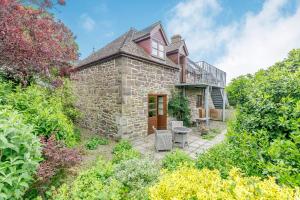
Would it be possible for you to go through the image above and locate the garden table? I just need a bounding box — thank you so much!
[173,127,191,148]
[195,117,210,127]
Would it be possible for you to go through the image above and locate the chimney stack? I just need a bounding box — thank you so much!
[171,34,182,44]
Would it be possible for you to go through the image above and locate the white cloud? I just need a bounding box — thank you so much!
[79,14,96,32]
[167,0,300,82]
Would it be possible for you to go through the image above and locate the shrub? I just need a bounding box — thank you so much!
[37,135,82,183]
[112,140,132,154]
[162,149,194,171]
[225,74,253,107]
[51,159,122,200]
[196,142,235,178]
[198,49,300,187]
[168,91,191,126]
[85,136,109,150]
[112,140,141,164]
[0,80,13,105]
[113,158,160,199]
[7,84,76,146]
[0,107,41,200]
[112,148,141,164]
[149,166,299,200]
[225,49,300,186]
[54,79,81,122]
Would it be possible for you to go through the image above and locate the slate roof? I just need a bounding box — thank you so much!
[166,40,189,56]
[76,22,178,69]
[166,41,182,53]
[132,21,160,41]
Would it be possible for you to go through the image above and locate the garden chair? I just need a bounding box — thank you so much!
[153,126,173,152]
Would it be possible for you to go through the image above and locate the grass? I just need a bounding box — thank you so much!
[201,128,221,140]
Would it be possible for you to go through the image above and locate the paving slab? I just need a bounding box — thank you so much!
[132,121,227,160]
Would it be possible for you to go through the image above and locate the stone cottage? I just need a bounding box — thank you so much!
[71,22,227,139]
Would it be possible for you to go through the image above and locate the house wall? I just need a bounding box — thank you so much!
[120,56,180,139]
[167,52,179,64]
[136,38,151,54]
[151,29,167,45]
[71,56,216,139]
[185,88,202,121]
[70,59,122,138]
[185,87,215,122]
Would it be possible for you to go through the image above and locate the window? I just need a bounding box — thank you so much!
[158,96,164,115]
[151,40,165,59]
[196,94,203,108]
[148,96,157,117]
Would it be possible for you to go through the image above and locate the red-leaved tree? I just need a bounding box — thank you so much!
[0,0,78,85]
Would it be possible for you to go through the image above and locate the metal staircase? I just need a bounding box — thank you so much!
[211,88,224,109]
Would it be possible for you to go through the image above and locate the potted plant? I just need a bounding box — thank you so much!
[200,125,209,135]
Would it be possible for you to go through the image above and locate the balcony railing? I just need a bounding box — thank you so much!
[187,59,226,88]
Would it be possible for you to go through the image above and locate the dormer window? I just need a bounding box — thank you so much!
[151,40,165,59]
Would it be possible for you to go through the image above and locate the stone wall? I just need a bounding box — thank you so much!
[70,59,122,137]
[120,56,180,138]
[185,88,203,121]
[185,87,215,122]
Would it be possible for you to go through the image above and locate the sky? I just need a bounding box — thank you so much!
[53,0,300,82]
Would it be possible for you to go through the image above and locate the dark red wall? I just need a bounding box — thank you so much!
[151,29,167,45]
[137,38,151,54]
[167,52,179,64]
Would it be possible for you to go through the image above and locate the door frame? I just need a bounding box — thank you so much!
[147,94,168,134]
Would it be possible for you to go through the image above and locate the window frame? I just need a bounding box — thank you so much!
[196,94,204,108]
[151,39,165,60]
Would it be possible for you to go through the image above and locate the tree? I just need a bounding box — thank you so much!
[21,0,66,9]
[225,74,253,107]
[0,0,78,85]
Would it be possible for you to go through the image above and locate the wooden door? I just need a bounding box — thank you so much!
[148,95,157,134]
[148,94,168,134]
[157,95,167,130]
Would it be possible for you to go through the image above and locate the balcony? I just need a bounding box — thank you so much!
[183,59,226,88]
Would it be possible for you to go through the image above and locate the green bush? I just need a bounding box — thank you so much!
[196,49,300,187]
[113,158,160,200]
[54,79,81,122]
[224,49,300,186]
[51,159,122,200]
[196,129,267,179]
[230,51,300,186]
[112,140,141,164]
[168,91,191,126]
[162,149,194,171]
[225,74,252,107]
[0,107,41,200]
[85,136,109,150]
[112,148,141,164]
[0,81,13,105]
[112,140,132,154]
[6,85,76,146]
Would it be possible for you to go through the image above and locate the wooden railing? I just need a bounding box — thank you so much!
[187,59,226,87]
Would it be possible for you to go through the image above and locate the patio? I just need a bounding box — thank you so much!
[132,121,227,160]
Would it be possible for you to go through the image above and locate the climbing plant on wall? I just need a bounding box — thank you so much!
[168,91,191,126]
